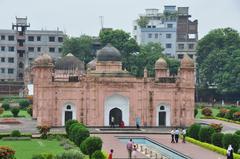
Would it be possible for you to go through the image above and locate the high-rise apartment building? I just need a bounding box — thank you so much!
[133,6,198,59]
[0,17,65,81]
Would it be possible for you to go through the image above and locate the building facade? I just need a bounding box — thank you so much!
[133,6,198,59]
[31,44,195,127]
[0,17,65,81]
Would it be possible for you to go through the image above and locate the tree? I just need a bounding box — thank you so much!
[62,35,94,64]
[137,16,149,28]
[197,28,240,96]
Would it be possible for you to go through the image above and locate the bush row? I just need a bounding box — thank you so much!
[188,123,240,153]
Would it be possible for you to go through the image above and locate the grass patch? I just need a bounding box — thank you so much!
[196,108,219,119]
[0,110,30,118]
[0,139,64,159]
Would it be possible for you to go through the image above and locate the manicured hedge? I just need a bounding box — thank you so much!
[222,133,240,153]
[198,126,215,143]
[211,133,224,147]
[186,137,240,159]
[188,123,201,140]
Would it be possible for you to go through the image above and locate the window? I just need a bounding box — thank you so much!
[188,44,194,49]
[29,58,33,61]
[147,25,151,28]
[37,36,41,41]
[58,48,62,53]
[178,44,184,50]
[28,47,34,52]
[49,36,55,42]
[166,43,172,48]
[188,34,196,39]
[155,34,158,39]
[178,54,184,59]
[8,57,14,63]
[49,47,55,52]
[28,36,34,41]
[148,33,152,38]
[1,46,5,51]
[8,68,14,74]
[58,37,63,42]
[8,35,14,41]
[37,47,41,52]
[19,62,24,68]
[19,52,23,57]
[1,57,5,62]
[160,106,165,110]
[8,47,14,52]
[152,25,156,28]
[166,34,171,38]
[188,54,194,59]
[167,24,173,28]
[1,35,5,40]
[1,68,5,73]
[134,26,137,30]
[66,105,71,110]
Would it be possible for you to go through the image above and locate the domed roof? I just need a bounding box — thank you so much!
[96,44,121,61]
[33,53,53,66]
[181,54,194,68]
[55,53,84,70]
[87,58,96,70]
[155,57,167,69]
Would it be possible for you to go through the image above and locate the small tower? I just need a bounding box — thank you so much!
[154,57,168,80]
[179,54,194,86]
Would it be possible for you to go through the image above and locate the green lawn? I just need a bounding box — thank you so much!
[196,108,220,119]
[0,110,30,118]
[0,139,64,159]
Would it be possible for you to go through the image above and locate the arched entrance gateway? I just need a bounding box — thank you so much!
[156,105,170,126]
[104,94,129,126]
[62,103,76,126]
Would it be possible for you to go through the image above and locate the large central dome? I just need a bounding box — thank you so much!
[96,43,121,61]
[55,53,84,71]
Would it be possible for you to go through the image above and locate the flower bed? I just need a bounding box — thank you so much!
[0,118,21,124]
[0,146,15,159]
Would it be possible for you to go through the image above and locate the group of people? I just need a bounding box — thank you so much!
[170,128,186,143]
[110,117,125,128]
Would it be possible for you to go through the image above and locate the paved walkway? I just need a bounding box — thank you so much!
[196,118,240,133]
[95,134,224,159]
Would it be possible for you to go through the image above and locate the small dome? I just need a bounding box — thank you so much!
[33,53,53,66]
[155,57,167,69]
[96,44,121,61]
[55,53,84,70]
[181,54,194,68]
[87,58,96,70]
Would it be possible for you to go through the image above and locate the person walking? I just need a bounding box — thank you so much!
[227,145,233,159]
[108,149,114,159]
[170,129,175,143]
[111,116,115,128]
[132,145,137,159]
[175,128,179,143]
[127,139,133,159]
[182,128,186,143]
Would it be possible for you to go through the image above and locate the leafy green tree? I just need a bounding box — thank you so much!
[137,16,149,28]
[62,35,94,64]
[197,28,240,95]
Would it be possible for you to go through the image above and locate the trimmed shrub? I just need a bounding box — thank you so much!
[202,107,212,116]
[233,112,240,121]
[65,119,79,136]
[209,123,223,133]
[32,153,54,159]
[235,130,240,136]
[37,125,50,139]
[2,102,10,110]
[92,150,105,159]
[55,149,84,159]
[224,108,238,120]
[11,107,20,117]
[69,123,85,141]
[27,105,32,116]
[216,108,229,118]
[80,136,103,158]
[19,99,30,109]
[11,130,21,137]
[71,125,89,146]
[222,133,240,153]
[0,146,15,159]
[211,133,224,147]
[194,108,198,117]
[187,123,201,140]
[0,107,4,115]
[198,126,215,143]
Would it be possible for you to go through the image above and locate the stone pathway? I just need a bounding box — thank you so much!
[95,134,224,159]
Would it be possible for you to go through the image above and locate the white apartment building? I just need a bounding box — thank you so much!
[0,17,65,81]
[133,6,177,57]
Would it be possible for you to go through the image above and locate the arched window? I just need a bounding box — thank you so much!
[66,105,71,110]
[160,106,165,110]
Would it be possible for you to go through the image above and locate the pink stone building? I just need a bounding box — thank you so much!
[31,44,195,127]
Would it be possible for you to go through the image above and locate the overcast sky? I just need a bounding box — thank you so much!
[0,0,239,39]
